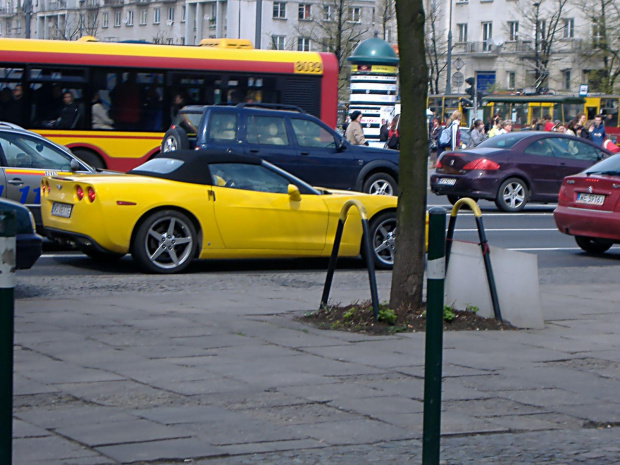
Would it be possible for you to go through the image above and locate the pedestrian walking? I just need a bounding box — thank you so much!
[469,119,486,147]
[344,111,367,146]
[589,114,606,146]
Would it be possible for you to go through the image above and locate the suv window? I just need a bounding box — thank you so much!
[290,118,336,148]
[245,116,288,146]
[174,112,201,137]
[208,113,238,142]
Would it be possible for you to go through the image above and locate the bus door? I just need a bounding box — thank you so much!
[584,97,599,120]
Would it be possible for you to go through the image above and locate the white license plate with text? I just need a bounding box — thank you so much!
[438,178,457,186]
[51,202,73,218]
[576,193,605,205]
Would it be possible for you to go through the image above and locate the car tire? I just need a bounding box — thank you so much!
[161,128,189,153]
[495,177,528,212]
[575,236,613,254]
[72,149,105,169]
[77,244,125,262]
[132,210,198,274]
[366,211,396,269]
[363,173,398,196]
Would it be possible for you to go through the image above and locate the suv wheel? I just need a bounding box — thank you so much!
[363,173,397,196]
[162,128,189,153]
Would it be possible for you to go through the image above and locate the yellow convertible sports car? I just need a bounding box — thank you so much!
[41,150,397,274]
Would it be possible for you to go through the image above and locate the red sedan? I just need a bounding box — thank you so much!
[554,154,620,253]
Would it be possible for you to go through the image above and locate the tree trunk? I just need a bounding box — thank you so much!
[389,0,428,311]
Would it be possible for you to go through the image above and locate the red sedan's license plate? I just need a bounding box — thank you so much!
[51,202,73,218]
[576,193,605,205]
[438,178,457,186]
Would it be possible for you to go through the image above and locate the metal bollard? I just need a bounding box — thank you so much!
[422,207,446,465]
[0,211,16,465]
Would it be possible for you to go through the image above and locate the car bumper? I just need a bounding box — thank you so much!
[44,228,110,253]
[430,171,500,200]
[554,206,620,241]
[16,232,43,270]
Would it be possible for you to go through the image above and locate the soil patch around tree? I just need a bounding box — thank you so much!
[299,300,516,335]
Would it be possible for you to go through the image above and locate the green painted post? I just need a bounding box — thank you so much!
[422,207,446,465]
[0,211,16,465]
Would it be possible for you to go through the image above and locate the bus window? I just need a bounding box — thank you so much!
[563,104,582,123]
[511,103,527,127]
[0,67,24,126]
[552,104,562,123]
[28,67,87,129]
[601,98,619,128]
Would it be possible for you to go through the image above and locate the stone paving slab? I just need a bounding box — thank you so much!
[10,271,620,464]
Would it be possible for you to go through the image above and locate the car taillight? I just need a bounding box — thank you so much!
[435,159,443,169]
[76,185,84,201]
[462,159,500,170]
[87,186,96,202]
[558,184,570,204]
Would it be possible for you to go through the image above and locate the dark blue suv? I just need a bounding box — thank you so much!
[161,104,399,195]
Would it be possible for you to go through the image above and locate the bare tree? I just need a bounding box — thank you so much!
[513,0,570,90]
[389,0,428,311]
[424,0,446,95]
[577,0,620,93]
[47,8,99,41]
[375,0,396,41]
[295,0,370,100]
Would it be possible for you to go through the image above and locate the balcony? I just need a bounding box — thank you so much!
[103,0,123,5]
[455,41,500,56]
[42,0,68,10]
[0,6,17,16]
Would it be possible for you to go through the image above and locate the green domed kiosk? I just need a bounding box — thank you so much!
[346,38,399,147]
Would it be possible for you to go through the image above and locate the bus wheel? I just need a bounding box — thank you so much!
[73,149,105,169]
[162,128,189,153]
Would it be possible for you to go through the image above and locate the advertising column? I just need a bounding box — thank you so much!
[346,38,399,148]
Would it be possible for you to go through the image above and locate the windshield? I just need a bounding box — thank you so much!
[133,158,184,174]
[476,134,521,149]
[585,154,620,175]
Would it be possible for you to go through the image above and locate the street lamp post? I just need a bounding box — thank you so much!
[445,0,453,94]
[533,2,540,89]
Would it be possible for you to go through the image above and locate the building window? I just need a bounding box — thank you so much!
[592,24,603,47]
[508,72,516,89]
[562,70,571,90]
[154,8,160,24]
[457,23,467,43]
[298,4,311,20]
[167,7,174,21]
[563,18,574,38]
[482,21,492,50]
[272,35,285,50]
[297,37,310,51]
[507,21,518,41]
[140,9,147,25]
[102,12,108,28]
[182,5,186,22]
[126,10,133,26]
[114,11,121,27]
[323,5,332,21]
[349,7,361,22]
[273,2,286,19]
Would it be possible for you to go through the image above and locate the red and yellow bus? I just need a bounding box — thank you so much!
[0,37,338,170]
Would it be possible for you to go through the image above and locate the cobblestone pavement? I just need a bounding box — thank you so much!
[10,267,620,464]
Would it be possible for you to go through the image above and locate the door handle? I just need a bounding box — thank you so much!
[249,149,260,153]
[300,152,310,156]
[8,178,23,185]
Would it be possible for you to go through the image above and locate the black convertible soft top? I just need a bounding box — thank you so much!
[128,150,261,185]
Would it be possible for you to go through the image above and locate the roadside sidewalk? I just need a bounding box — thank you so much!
[11,271,620,464]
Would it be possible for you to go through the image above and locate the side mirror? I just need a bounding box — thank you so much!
[336,137,345,151]
[287,184,301,201]
[70,159,82,171]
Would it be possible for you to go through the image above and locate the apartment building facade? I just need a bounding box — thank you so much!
[0,0,384,50]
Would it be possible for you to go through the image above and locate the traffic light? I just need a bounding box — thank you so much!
[465,77,475,100]
[459,97,473,108]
